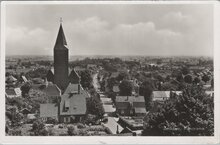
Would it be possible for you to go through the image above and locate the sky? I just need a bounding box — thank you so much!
[5,4,213,56]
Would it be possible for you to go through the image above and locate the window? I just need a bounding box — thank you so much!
[121,110,124,115]
[64,100,70,111]
[64,117,70,123]
[130,109,133,115]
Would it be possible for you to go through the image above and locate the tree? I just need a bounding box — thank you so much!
[181,66,189,75]
[184,75,193,84]
[107,77,117,92]
[21,82,31,97]
[119,80,133,96]
[80,70,93,89]
[176,74,184,82]
[116,71,129,82]
[161,82,178,91]
[86,97,104,119]
[142,85,214,136]
[202,75,210,83]
[140,79,154,111]
[193,77,200,84]
[32,119,48,136]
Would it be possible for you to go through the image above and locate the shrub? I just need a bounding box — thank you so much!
[77,123,86,129]
[83,114,97,125]
[67,125,78,136]
[46,117,58,124]
[48,128,55,136]
[78,129,88,136]
[39,128,49,136]
[9,128,22,136]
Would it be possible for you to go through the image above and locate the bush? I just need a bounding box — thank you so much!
[67,125,78,136]
[46,117,58,124]
[39,128,49,136]
[32,119,47,136]
[78,129,88,136]
[48,128,55,136]
[10,128,22,136]
[77,123,86,129]
[83,114,97,125]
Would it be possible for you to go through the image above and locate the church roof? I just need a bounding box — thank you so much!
[49,68,72,76]
[54,24,68,50]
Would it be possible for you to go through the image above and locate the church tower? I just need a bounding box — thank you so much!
[54,20,69,91]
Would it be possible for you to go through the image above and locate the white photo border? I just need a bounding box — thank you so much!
[0,1,220,144]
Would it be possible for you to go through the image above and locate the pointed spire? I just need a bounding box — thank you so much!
[54,18,68,49]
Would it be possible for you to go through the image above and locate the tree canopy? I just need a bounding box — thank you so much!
[142,85,214,136]
[202,75,210,83]
[119,80,133,96]
[86,97,104,119]
[80,70,93,89]
[140,79,154,111]
[21,82,31,97]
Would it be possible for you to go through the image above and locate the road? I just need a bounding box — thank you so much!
[92,71,100,91]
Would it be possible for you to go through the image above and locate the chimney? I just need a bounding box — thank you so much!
[45,78,48,87]
[78,84,80,94]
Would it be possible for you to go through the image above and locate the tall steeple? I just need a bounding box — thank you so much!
[54,18,69,92]
[54,18,68,49]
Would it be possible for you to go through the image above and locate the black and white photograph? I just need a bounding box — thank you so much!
[0,1,220,144]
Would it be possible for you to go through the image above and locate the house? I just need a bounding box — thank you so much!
[21,75,28,83]
[205,91,214,97]
[151,91,182,101]
[152,91,170,101]
[5,88,21,98]
[115,96,146,116]
[110,72,119,78]
[101,97,116,114]
[59,84,87,123]
[87,64,97,70]
[40,103,58,121]
[6,75,17,84]
[20,108,31,116]
[39,83,88,123]
[27,114,37,121]
[102,117,124,134]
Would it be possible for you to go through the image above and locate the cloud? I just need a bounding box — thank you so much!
[6,26,51,55]
[64,17,183,56]
[160,11,195,33]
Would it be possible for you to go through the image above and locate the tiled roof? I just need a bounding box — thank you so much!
[134,108,146,114]
[21,76,28,82]
[60,93,87,115]
[110,72,119,78]
[7,75,17,82]
[102,117,123,134]
[60,83,87,116]
[103,105,116,113]
[43,83,61,96]
[49,68,72,76]
[5,88,21,97]
[63,83,80,94]
[152,91,182,101]
[116,96,145,103]
[27,114,36,120]
[40,103,58,118]
[101,98,112,104]
[6,89,16,96]
[54,24,68,50]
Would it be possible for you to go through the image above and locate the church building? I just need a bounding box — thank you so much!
[40,20,88,123]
